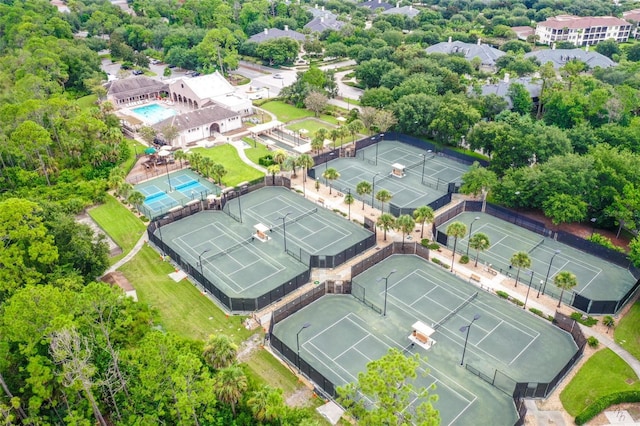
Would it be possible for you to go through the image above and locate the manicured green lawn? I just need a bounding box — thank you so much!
[191,144,264,186]
[615,301,640,359]
[261,101,337,125]
[286,119,336,139]
[560,348,640,416]
[119,245,253,343]
[89,194,146,260]
[243,138,270,165]
[75,94,98,109]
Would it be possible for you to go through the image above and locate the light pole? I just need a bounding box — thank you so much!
[376,269,397,316]
[459,313,480,366]
[344,188,352,220]
[466,216,481,256]
[296,322,311,372]
[373,136,379,165]
[421,153,427,184]
[324,152,335,185]
[236,186,243,223]
[371,172,380,208]
[198,248,211,277]
[165,161,172,191]
[538,250,561,298]
[277,212,292,252]
[590,217,597,237]
[523,270,534,310]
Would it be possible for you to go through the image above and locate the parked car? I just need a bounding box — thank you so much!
[273,73,283,79]
[132,70,143,75]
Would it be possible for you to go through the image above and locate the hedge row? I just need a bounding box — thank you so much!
[575,391,640,424]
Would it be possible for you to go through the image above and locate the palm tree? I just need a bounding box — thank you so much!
[273,149,287,166]
[396,214,416,248]
[127,191,146,213]
[329,128,341,149]
[200,157,214,179]
[377,213,396,241]
[603,315,615,334]
[189,152,203,171]
[510,251,532,288]
[468,232,490,267]
[247,386,285,423]
[297,153,314,182]
[283,155,299,177]
[344,191,355,220]
[267,164,280,185]
[322,167,340,194]
[338,125,349,145]
[375,189,392,213]
[413,206,435,240]
[203,335,237,370]
[356,181,372,210]
[446,221,467,272]
[117,182,133,201]
[554,271,577,308]
[213,366,248,416]
[173,150,187,169]
[346,119,364,143]
[311,135,324,154]
[211,163,227,185]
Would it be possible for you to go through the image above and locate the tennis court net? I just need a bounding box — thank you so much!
[205,237,255,262]
[432,291,478,330]
[405,153,437,171]
[528,238,545,254]
[271,208,318,231]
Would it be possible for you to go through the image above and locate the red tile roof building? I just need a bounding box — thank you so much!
[535,15,631,46]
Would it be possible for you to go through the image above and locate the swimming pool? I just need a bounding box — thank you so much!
[131,103,177,124]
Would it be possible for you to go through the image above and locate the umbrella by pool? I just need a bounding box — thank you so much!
[144,147,157,155]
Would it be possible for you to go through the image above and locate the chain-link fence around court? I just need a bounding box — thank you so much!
[434,201,640,315]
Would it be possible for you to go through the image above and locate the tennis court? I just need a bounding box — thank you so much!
[313,140,469,212]
[229,187,373,257]
[154,187,372,298]
[273,255,578,425]
[438,212,637,304]
[135,169,220,219]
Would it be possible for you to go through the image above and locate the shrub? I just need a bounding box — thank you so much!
[570,312,598,327]
[432,258,441,265]
[587,233,625,253]
[258,155,275,167]
[428,243,440,250]
[587,336,599,348]
[421,239,430,247]
[529,307,543,316]
[496,290,509,299]
[513,298,524,307]
[459,255,469,264]
[575,391,640,424]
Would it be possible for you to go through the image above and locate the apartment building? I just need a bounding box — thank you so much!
[535,15,631,46]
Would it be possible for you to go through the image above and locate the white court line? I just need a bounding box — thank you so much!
[475,320,504,346]
[508,333,540,366]
[576,268,602,295]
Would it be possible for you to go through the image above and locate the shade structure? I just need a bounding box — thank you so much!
[144,147,157,155]
[158,150,171,157]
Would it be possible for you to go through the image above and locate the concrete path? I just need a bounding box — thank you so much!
[103,232,148,276]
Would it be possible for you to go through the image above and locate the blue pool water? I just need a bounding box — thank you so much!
[131,103,177,124]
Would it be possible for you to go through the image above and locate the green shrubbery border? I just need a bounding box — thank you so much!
[575,391,640,424]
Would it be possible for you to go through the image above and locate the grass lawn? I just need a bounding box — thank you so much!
[261,101,337,125]
[560,348,640,416]
[615,301,640,359]
[191,144,264,186]
[75,94,98,110]
[119,245,253,343]
[286,119,336,139]
[243,138,270,165]
[89,194,146,263]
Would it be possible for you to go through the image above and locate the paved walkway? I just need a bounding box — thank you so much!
[103,232,148,276]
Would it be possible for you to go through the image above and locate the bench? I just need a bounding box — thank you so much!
[470,274,481,283]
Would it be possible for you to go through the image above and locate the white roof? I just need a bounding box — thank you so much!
[412,321,435,336]
[180,72,234,99]
[254,223,270,232]
[392,163,405,170]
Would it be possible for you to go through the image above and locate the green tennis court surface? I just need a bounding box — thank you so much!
[273,255,578,425]
[313,140,470,212]
[135,169,220,219]
[438,212,637,304]
[153,187,372,298]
